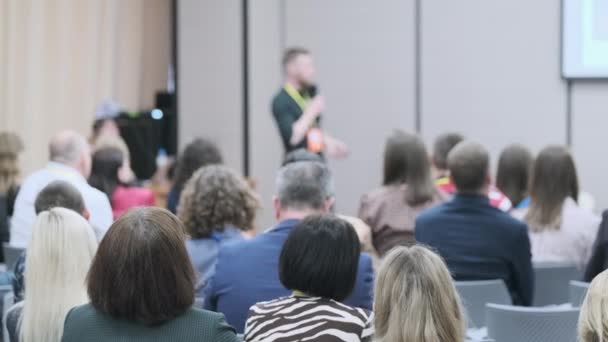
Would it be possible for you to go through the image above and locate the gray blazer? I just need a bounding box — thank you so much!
[61,304,238,342]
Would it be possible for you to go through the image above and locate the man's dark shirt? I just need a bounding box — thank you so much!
[271,88,320,153]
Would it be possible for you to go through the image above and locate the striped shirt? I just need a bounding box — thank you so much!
[244,296,374,342]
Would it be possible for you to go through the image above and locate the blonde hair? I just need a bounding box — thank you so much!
[0,131,23,193]
[579,270,608,342]
[374,246,466,342]
[19,208,98,342]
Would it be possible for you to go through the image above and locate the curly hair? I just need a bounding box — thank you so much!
[173,138,222,190]
[178,165,259,239]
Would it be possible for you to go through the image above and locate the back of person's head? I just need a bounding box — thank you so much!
[383,130,435,206]
[579,270,608,342]
[34,180,86,216]
[447,141,489,194]
[433,133,464,171]
[178,165,260,239]
[21,207,97,342]
[0,131,24,193]
[173,138,222,190]
[374,245,465,342]
[279,215,360,301]
[87,207,195,325]
[525,145,579,231]
[49,130,91,177]
[496,144,534,207]
[275,161,333,215]
[282,148,323,166]
[88,147,124,201]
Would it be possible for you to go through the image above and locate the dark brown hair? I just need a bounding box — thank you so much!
[383,130,435,206]
[282,47,310,68]
[496,144,534,207]
[433,133,464,171]
[178,165,259,238]
[87,207,196,325]
[173,138,222,190]
[525,146,579,231]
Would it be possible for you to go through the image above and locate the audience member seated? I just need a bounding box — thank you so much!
[12,180,90,303]
[358,130,445,257]
[178,165,260,299]
[374,246,465,342]
[89,147,155,219]
[10,130,112,246]
[416,141,533,306]
[92,135,136,184]
[578,269,608,342]
[244,215,374,342]
[0,132,24,258]
[282,148,377,259]
[433,133,512,211]
[5,208,97,342]
[513,146,599,268]
[167,138,223,213]
[61,208,238,342]
[584,212,608,281]
[496,144,534,209]
[204,161,374,333]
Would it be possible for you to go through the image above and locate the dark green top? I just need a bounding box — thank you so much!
[271,88,321,153]
[61,304,239,342]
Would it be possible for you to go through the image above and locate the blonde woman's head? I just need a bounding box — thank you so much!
[20,207,98,342]
[374,245,465,342]
[579,270,608,342]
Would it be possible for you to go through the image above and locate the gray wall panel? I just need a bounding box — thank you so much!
[178,0,243,171]
[421,0,567,166]
[284,0,416,216]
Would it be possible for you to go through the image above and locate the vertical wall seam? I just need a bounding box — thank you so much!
[414,0,422,133]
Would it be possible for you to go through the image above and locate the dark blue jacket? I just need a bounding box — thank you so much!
[415,194,534,306]
[204,219,375,333]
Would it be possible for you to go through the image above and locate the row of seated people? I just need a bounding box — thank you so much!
[4,180,608,342]
[2,128,608,340]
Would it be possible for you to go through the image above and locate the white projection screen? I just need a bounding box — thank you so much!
[562,0,608,78]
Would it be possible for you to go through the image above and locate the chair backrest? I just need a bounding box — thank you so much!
[569,280,590,307]
[533,262,581,306]
[2,243,23,271]
[455,279,512,328]
[486,303,579,342]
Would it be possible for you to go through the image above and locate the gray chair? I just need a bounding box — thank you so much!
[486,303,579,342]
[2,292,14,342]
[2,243,23,272]
[569,280,589,307]
[533,262,581,306]
[455,279,511,328]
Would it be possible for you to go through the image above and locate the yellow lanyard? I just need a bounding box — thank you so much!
[284,83,310,111]
[292,290,308,297]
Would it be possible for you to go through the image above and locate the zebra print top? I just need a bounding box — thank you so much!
[244,295,374,342]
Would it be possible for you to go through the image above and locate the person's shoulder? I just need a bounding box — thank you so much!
[328,299,373,324]
[416,201,449,223]
[491,209,529,235]
[271,88,289,108]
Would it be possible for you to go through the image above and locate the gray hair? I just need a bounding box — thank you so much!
[49,131,89,164]
[447,141,489,194]
[275,161,333,210]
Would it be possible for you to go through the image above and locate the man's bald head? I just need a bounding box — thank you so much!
[49,130,92,177]
[447,141,490,194]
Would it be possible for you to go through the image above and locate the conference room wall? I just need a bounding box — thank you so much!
[420,0,567,165]
[571,82,608,211]
[179,1,608,225]
[281,0,417,222]
[178,0,243,172]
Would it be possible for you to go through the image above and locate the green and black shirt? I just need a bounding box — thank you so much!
[271,87,321,154]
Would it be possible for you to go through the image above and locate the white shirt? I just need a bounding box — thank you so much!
[10,162,113,247]
[513,198,600,269]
